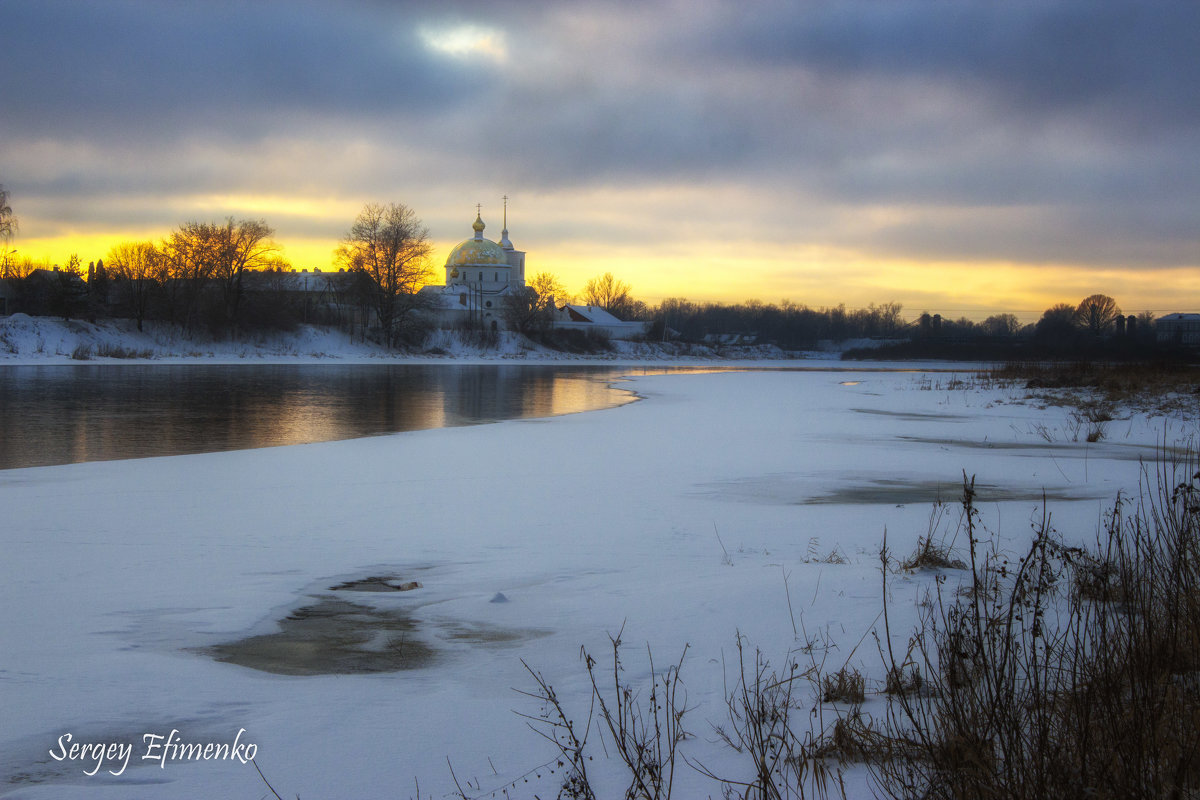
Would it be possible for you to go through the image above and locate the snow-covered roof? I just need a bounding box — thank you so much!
[561,304,626,324]
[421,283,519,310]
[1158,312,1200,322]
[239,271,356,292]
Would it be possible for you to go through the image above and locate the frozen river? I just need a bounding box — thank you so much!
[2,367,1188,799]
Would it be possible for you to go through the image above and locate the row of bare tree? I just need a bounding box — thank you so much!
[334,203,431,347]
[103,219,284,332]
[0,184,1154,352]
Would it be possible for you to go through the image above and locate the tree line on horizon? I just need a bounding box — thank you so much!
[0,187,1178,355]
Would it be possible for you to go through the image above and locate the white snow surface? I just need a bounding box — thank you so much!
[2,365,1195,798]
[0,314,813,366]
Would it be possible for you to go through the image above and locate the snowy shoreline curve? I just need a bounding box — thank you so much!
[4,369,1176,798]
[0,313,900,367]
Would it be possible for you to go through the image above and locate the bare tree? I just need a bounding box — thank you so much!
[213,218,279,329]
[503,270,568,335]
[0,185,14,241]
[174,218,278,330]
[0,183,16,275]
[107,241,162,331]
[1035,303,1076,337]
[335,203,433,347]
[2,255,39,280]
[156,218,279,331]
[1074,294,1121,335]
[529,271,569,308]
[502,286,544,335]
[982,313,1020,337]
[582,272,634,319]
[872,301,904,335]
[160,223,216,328]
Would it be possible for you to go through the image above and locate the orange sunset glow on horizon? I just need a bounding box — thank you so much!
[2,1,1197,324]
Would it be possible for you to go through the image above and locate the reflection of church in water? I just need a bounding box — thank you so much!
[421,200,526,333]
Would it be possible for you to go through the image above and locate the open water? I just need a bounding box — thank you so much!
[0,364,643,469]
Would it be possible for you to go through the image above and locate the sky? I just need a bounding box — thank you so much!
[2,0,1198,321]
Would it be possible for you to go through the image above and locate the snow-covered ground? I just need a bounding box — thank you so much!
[2,367,1194,798]
[0,314,822,366]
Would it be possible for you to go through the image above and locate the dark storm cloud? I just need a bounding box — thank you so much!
[3,0,1197,272]
[717,1,1200,128]
[458,0,1200,215]
[3,0,492,137]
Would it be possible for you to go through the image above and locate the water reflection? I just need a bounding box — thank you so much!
[0,364,640,470]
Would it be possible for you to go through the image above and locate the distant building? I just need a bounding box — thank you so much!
[1156,313,1200,346]
[22,268,89,317]
[702,332,760,346]
[0,278,15,315]
[239,269,358,303]
[555,304,649,340]
[239,268,364,325]
[421,203,646,339]
[420,206,527,333]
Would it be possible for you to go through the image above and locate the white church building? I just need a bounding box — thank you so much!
[420,204,647,340]
[420,207,527,333]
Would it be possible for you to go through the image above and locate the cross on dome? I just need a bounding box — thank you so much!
[500,195,513,250]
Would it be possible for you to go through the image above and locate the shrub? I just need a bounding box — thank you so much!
[821,666,866,705]
[510,632,848,800]
[512,625,687,800]
[876,456,1200,800]
[94,343,153,358]
[883,663,924,697]
[899,495,966,571]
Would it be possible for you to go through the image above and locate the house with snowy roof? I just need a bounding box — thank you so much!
[1156,313,1200,346]
[554,303,649,339]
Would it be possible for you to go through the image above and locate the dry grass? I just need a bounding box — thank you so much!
[805,537,849,565]
[898,495,967,572]
[812,711,890,763]
[876,455,1200,800]
[991,360,1200,414]
[95,342,154,358]
[820,666,866,705]
[500,446,1200,800]
[900,535,967,571]
[883,663,925,697]
[511,625,688,800]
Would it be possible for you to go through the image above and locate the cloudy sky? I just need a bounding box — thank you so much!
[3,0,1198,319]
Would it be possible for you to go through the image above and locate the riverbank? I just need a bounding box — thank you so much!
[0,313,841,366]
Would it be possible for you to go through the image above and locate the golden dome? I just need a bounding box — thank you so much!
[446,237,509,268]
[446,213,509,268]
